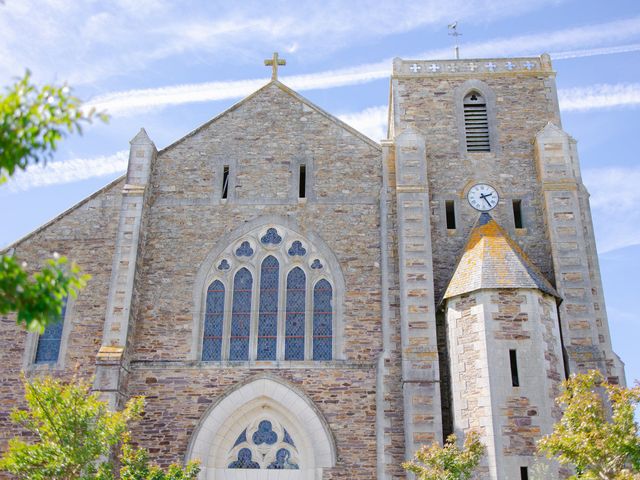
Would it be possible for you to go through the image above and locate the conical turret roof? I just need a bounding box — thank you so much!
[443,213,559,301]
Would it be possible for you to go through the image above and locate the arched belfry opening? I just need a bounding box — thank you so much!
[186,377,336,479]
[463,90,490,152]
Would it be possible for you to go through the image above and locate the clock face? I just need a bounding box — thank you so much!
[467,183,499,211]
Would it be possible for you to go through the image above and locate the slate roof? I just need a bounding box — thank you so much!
[443,213,559,301]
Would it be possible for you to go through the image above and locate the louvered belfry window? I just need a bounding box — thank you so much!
[463,91,490,152]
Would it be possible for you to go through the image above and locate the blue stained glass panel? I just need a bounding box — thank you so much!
[35,297,67,363]
[257,256,279,360]
[285,267,306,360]
[233,429,247,448]
[228,448,260,469]
[202,280,224,361]
[260,228,282,245]
[252,420,278,445]
[230,268,252,361]
[288,241,306,256]
[267,448,299,469]
[313,280,333,360]
[283,429,295,447]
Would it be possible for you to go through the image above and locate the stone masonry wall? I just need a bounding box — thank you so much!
[0,179,124,464]
[447,289,565,479]
[125,82,386,476]
[392,64,560,303]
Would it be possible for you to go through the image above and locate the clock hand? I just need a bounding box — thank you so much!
[479,192,493,207]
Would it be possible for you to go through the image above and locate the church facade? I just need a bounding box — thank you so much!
[0,54,624,479]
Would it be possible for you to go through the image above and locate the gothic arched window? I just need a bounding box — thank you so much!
[230,268,252,361]
[257,256,279,360]
[463,91,490,152]
[203,280,225,361]
[313,279,333,360]
[200,226,337,362]
[285,267,306,361]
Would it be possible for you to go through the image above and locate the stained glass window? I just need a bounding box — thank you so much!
[203,226,338,363]
[285,267,306,360]
[257,256,279,360]
[230,268,252,361]
[313,280,333,360]
[228,417,300,470]
[202,280,224,361]
[35,297,67,364]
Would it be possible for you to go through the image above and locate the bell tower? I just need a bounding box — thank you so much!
[386,54,624,478]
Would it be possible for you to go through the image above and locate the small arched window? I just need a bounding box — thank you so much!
[463,91,490,152]
[200,226,337,362]
[35,298,67,363]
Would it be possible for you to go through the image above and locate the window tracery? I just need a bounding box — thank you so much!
[201,225,335,362]
[227,418,300,470]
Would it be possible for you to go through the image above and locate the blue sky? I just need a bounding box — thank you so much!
[1,1,639,383]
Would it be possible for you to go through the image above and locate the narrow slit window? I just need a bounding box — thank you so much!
[520,466,529,480]
[222,165,229,199]
[445,200,456,230]
[463,92,490,152]
[513,199,523,229]
[299,164,306,198]
[510,349,520,387]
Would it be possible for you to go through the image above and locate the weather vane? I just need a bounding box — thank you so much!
[264,52,286,81]
[448,21,462,59]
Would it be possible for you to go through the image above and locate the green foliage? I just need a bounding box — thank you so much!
[0,376,199,480]
[403,431,485,480]
[0,254,90,333]
[0,70,107,184]
[108,442,200,480]
[0,376,142,479]
[0,71,106,331]
[538,370,640,479]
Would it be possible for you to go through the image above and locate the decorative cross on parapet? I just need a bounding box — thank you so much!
[429,63,441,72]
[265,52,286,80]
[409,63,422,73]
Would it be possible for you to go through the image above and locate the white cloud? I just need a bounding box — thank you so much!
[80,13,640,118]
[0,0,560,86]
[558,84,640,112]
[551,42,640,60]
[1,151,128,193]
[583,166,640,253]
[338,106,388,141]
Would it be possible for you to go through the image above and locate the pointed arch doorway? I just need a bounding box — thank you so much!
[186,377,336,479]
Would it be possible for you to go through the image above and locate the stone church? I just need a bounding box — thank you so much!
[0,53,625,479]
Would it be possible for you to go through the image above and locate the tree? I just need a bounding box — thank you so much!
[402,431,485,480]
[538,370,640,479]
[1,71,104,332]
[0,375,199,480]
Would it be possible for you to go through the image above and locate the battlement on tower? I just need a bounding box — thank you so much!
[392,54,554,76]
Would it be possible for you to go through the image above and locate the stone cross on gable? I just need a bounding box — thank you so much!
[265,52,286,80]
